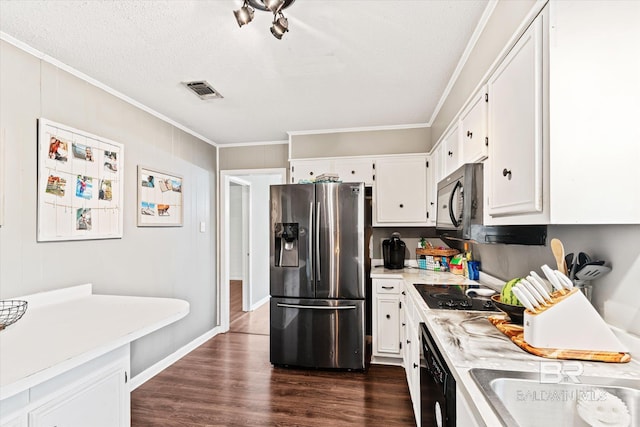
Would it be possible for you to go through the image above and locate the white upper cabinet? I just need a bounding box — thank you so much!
[289,159,331,183]
[332,158,374,185]
[486,10,546,223]
[374,155,429,225]
[460,87,488,164]
[484,2,639,225]
[289,158,373,185]
[548,1,640,224]
[442,123,462,177]
[425,155,436,225]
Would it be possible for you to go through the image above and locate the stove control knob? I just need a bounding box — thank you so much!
[484,300,494,308]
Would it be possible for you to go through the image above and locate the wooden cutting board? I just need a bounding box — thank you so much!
[488,316,631,363]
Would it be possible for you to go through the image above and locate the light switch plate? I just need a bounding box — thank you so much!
[199,221,205,233]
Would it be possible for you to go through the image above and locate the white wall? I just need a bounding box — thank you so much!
[229,183,243,280]
[0,39,218,376]
[244,174,283,307]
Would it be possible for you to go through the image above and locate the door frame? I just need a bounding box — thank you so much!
[219,168,286,332]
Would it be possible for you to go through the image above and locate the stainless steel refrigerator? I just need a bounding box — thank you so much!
[270,182,365,370]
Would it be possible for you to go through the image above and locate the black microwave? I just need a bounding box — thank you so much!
[435,163,547,245]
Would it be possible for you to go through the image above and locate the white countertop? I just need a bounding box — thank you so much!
[0,284,189,400]
[372,267,640,426]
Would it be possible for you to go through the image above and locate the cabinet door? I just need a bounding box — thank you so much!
[487,15,544,217]
[405,311,421,425]
[29,366,127,427]
[332,158,374,185]
[442,124,462,177]
[0,416,26,427]
[374,156,428,224]
[374,296,401,355]
[461,88,488,164]
[425,155,436,225]
[290,160,331,183]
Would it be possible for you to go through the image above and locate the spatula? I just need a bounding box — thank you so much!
[550,238,568,275]
[576,265,611,281]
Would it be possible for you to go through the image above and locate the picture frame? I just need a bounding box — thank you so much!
[37,118,124,241]
[137,165,183,227]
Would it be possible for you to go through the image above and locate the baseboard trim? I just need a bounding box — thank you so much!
[250,295,270,311]
[129,325,224,391]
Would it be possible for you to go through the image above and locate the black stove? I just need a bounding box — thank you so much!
[414,283,497,311]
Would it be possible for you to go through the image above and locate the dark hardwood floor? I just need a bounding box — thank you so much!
[131,291,414,426]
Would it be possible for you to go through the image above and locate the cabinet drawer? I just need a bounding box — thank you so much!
[375,280,403,294]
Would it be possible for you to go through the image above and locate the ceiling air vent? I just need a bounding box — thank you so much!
[182,81,223,100]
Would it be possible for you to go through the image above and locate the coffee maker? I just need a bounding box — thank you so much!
[382,232,406,269]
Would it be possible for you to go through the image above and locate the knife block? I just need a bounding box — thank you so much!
[523,288,628,353]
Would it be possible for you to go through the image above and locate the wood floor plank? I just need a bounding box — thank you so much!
[131,332,414,426]
[229,300,269,335]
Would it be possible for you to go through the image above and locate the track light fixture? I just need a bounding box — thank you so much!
[270,12,288,40]
[233,0,296,40]
[233,1,255,27]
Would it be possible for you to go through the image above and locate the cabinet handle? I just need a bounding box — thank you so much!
[430,202,435,206]
[402,291,406,295]
[386,314,391,319]
[448,151,453,156]
[402,322,406,326]
[502,168,512,179]
[309,171,314,176]
[399,204,404,208]
[406,339,411,344]
[413,363,418,369]
[351,170,355,174]
[381,286,394,290]
[467,131,472,138]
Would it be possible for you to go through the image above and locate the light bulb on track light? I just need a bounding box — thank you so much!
[233,1,255,27]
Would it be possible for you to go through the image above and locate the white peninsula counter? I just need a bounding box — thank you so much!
[0,284,189,427]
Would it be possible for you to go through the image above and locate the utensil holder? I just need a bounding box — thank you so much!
[573,280,593,302]
[523,289,628,353]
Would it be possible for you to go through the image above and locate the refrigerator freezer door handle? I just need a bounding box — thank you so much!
[309,202,314,280]
[316,202,321,282]
[277,303,357,310]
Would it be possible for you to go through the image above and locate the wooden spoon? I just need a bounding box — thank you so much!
[550,238,568,275]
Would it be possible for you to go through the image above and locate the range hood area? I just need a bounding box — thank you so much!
[438,223,547,246]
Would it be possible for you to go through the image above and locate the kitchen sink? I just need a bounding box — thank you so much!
[470,368,640,427]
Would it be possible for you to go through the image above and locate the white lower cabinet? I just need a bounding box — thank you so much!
[0,416,26,427]
[1,346,130,427]
[29,365,127,427]
[371,279,403,363]
[456,389,480,427]
[403,294,421,426]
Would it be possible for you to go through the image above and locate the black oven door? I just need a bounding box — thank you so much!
[420,323,456,427]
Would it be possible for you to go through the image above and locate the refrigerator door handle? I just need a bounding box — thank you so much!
[276,303,357,310]
[309,202,314,279]
[315,201,321,282]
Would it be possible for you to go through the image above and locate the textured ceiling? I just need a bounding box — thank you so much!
[0,0,489,145]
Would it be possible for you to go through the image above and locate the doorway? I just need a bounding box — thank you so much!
[219,169,286,333]
[228,179,251,323]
